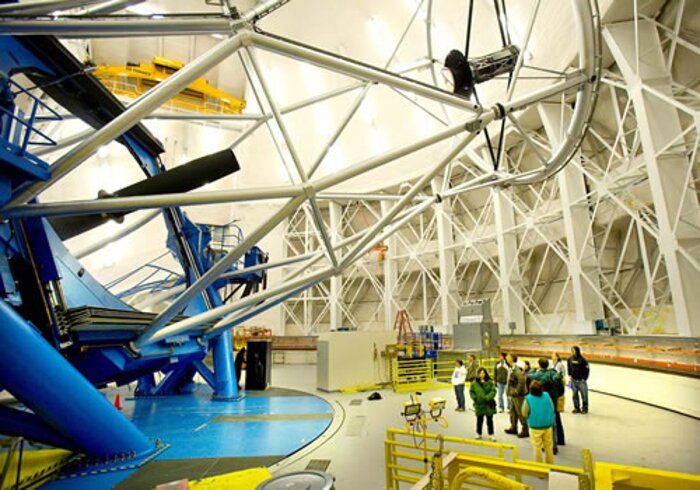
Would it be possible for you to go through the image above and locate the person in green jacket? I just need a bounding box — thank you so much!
[469,367,497,441]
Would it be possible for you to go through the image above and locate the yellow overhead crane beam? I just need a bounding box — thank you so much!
[93,56,246,115]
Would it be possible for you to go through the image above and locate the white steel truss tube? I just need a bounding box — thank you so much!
[313,121,469,191]
[248,31,481,113]
[134,193,306,348]
[138,199,427,343]
[1,185,303,219]
[242,46,338,267]
[148,267,334,344]
[75,210,161,259]
[0,0,101,15]
[0,18,234,37]
[33,128,94,157]
[82,0,145,15]
[5,32,246,208]
[341,133,476,268]
[206,198,434,338]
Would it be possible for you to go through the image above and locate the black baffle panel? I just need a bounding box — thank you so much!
[245,340,272,390]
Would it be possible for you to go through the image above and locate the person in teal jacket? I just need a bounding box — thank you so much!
[469,367,497,440]
[528,358,565,454]
[523,380,555,464]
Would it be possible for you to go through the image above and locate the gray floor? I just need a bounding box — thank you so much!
[268,364,700,488]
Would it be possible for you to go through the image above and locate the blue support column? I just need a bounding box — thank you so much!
[135,374,156,396]
[0,405,78,450]
[211,329,238,399]
[0,300,154,458]
[192,359,216,390]
[153,363,197,395]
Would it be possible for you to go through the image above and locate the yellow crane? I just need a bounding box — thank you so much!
[93,56,246,114]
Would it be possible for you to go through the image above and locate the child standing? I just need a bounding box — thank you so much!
[469,367,497,440]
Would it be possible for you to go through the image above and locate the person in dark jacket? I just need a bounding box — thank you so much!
[469,367,497,440]
[528,358,565,453]
[465,354,479,382]
[523,360,532,390]
[494,352,510,413]
[567,346,590,414]
[234,347,247,390]
[504,353,528,438]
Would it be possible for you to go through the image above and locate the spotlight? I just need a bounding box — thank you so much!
[443,45,520,99]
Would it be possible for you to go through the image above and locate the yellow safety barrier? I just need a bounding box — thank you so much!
[385,428,520,489]
[393,358,501,393]
[392,358,433,393]
[594,462,700,490]
[449,465,533,490]
[385,427,594,489]
[340,383,385,393]
[189,466,272,489]
[448,452,591,488]
[0,448,73,490]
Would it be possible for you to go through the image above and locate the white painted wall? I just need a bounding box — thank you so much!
[587,364,700,419]
[316,330,395,391]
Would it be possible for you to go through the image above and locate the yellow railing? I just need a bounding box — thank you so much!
[94,58,245,115]
[594,462,700,490]
[386,427,700,489]
[392,358,500,393]
[392,358,433,393]
[385,428,521,489]
[385,427,593,490]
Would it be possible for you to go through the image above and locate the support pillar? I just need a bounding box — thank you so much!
[491,184,526,334]
[605,21,700,336]
[432,178,459,330]
[381,201,398,330]
[0,300,153,458]
[539,104,603,333]
[328,201,343,330]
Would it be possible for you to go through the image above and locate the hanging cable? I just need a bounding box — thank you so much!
[493,0,507,47]
[19,67,96,94]
[494,0,514,170]
[472,88,498,169]
[500,0,512,45]
[464,0,475,58]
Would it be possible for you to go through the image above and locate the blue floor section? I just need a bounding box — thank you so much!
[41,386,334,489]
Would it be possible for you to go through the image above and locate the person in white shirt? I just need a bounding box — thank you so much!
[551,352,566,378]
[452,359,467,412]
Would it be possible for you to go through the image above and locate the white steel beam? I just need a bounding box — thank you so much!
[605,21,700,336]
[328,201,343,330]
[491,185,526,334]
[381,201,398,330]
[431,178,458,330]
[539,104,603,333]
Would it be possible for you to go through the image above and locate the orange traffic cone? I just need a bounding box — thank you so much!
[114,394,123,410]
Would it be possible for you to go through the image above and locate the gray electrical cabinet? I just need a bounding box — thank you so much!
[453,299,500,357]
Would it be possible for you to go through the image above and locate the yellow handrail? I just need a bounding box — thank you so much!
[449,467,533,490]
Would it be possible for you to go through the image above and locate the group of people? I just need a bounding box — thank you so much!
[451,346,590,463]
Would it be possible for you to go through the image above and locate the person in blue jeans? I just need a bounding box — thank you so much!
[567,346,590,414]
[493,352,510,413]
[451,359,467,411]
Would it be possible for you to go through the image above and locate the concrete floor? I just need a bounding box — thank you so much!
[269,364,700,488]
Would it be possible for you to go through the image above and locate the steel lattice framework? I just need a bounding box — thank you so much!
[2,0,696,343]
